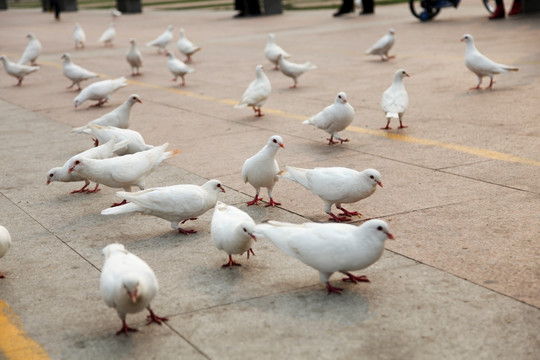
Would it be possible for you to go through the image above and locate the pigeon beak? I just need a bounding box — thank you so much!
[405,73,410,77]
[376,180,383,188]
[46,180,50,185]
[137,99,142,104]
[343,99,348,103]
[130,291,137,303]
[220,187,226,193]
[250,234,257,241]
[279,143,285,149]
[67,166,74,173]
[460,38,464,42]
[386,232,395,240]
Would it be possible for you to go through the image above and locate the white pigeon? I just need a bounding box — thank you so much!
[18,33,42,66]
[68,143,181,205]
[176,28,201,63]
[165,51,194,86]
[235,64,271,117]
[0,225,11,279]
[277,54,316,88]
[264,33,291,70]
[73,76,127,108]
[381,69,410,130]
[99,23,116,48]
[111,9,122,19]
[61,53,99,91]
[365,29,395,61]
[146,25,173,54]
[75,124,152,155]
[73,23,86,50]
[461,33,519,90]
[0,55,39,86]
[100,243,167,336]
[281,167,382,222]
[254,219,394,294]
[303,92,355,145]
[126,39,143,76]
[46,138,130,194]
[241,135,284,207]
[72,94,142,133]
[101,180,225,235]
[211,201,257,268]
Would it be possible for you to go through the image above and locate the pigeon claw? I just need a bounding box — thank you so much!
[222,255,242,268]
[71,183,89,193]
[116,321,138,336]
[146,308,168,325]
[328,213,351,222]
[111,200,128,207]
[337,207,360,217]
[246,196,263,206]
[246,248,255,259]
[264,198,281,207]
[341,272,370,284]
[177,227,197,235]
[85,184,101,193]
[326,282,343,295]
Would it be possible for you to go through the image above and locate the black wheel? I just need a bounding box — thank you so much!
[409,0,441,21]
[483,0,496,13]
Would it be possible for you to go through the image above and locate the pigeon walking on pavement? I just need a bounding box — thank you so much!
[146,25,173,54]
[72,94,142,132]
[165,51,194,86]
[0,225,11,279]
[381,69,410,130]
[235,64,271,117]
[461,34,519,90]
[264,33,291,70]
[303,92,354,145]
[101,180,225,235]
[281,167,382,222]
[68,143,180,205]
[73,23,86,50]
[73,76,127,108]
[211,201,257,268]
[365,29,395,61]
[0,55,39,86]
[61,53,99,91]
[176,28,201,63]
[277,54,316,88]
[74,124,152,155]
[100,243,168,336]
[126,39,143,76]
[99,23,116,48]
[18,33,42,66]
[254,219,394,294]
[46,138,130,194]
[242,135,284,207]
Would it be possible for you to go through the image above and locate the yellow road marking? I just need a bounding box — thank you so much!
[38,61,539,167]
[0,300,50,360]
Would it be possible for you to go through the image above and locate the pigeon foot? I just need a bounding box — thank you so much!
[337,206,360,217]
[326,282,343,295]
[116,321,138,336]
[265,198,281,207]
[342,272,370,283]
[246,248,255,259]
[222,255,242,268]
[177,228,197,235]
[71,183,89,193]
[328,213,351,222]
[146,308,168,325]
[246,196,263,206]
[111,200,128,207]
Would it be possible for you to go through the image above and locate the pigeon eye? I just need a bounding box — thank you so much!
[49,173,53,178]
[243,228,247,232]
[377,226,383,231]
[370,175,374,179]
[74,160,80,165]
[272,139,277,143]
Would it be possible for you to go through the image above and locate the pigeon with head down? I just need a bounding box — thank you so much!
[101,180,225,235]
[281,167,382,222]
[146,25,173,54]
[73,77,127,108]
[254,219,394,294]
[277,54,316,88]
[100,243,167,336]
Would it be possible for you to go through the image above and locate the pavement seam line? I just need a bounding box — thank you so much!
[35,60,540,168]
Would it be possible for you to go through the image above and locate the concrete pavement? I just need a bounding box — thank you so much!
[0,3,539,359]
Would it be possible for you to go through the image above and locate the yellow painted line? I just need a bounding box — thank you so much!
[36,61,540,167]
[0,300,50,360]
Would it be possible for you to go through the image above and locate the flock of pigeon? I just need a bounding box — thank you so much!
[0,14,520,337]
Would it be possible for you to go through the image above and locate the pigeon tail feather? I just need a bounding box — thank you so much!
[101,202,143,215]
[386,112,399,119]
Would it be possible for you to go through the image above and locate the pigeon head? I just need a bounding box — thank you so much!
[46,168,61,185]
[255,64,265,75]
[129,38,136,45]
[395,69,410,80]
[26,33,35,40]
[128,94,142,105]
[179,28,185,37]
[335,92,348,104]
[460,34,473,44]
[122,276,140,303]
[268,135,285,149]
[204,179,226,194]
[73,96,82,108]
[389,28,395,35]
[363,169,383,188]
[239,222,257,241]
[165,51,174,59]
[61,53,71,62]
[67,158,84,173]
[363,219,395,241]
[102,243,128,258]
[268,33,275,43]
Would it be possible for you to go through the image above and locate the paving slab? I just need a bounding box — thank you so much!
[0,3,539,359]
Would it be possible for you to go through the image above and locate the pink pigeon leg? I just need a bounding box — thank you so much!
[111,199,128,207]
[222,254,242,268]
[265,198,281,207]
[146,307,168,325]
[341,272,370,283]
[327,212,351,222]
[337,206,360,217]
[326,135,339,145]
[246,193,263,206]
[177,227,196,235]
[85,184,101,193]
[71,182,90,193]
[326,282,343,295]
[115,320,138,336]
[246,248,255,259]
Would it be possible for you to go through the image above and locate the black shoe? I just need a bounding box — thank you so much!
[333,9,353,17]
[233,12,246,18]
[359,10,373,15]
